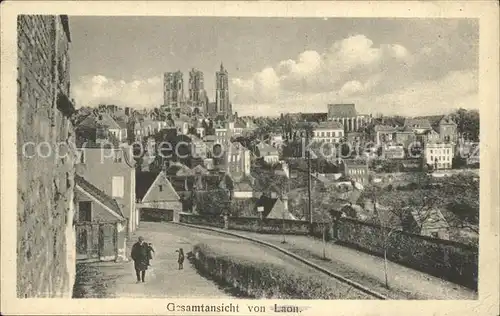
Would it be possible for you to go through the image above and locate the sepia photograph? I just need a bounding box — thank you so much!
[1,1,499,315]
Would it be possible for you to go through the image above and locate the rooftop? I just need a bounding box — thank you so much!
[75,174,124,219]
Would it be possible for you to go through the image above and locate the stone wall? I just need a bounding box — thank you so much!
[335,217,478,290]
[17,15,76,298]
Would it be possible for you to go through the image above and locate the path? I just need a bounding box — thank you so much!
[76,222,369,298]
[191,226,477,300]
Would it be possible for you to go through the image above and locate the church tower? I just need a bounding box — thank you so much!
[215,63,231,116]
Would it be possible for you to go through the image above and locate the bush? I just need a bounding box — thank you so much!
[190,243,371,299]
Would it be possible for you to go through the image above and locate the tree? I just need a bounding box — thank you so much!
[450,108,480,141]
[194,189,230,216]
[362,175,445,288]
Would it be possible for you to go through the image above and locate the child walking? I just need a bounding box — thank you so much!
[176,248,184,270]
[146,243,155,267]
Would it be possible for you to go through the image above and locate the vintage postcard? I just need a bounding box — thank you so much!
[1,1,499,315]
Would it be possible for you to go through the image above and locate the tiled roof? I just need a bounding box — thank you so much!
[75,174,124,219]
[328,104,357,118]
[135,171,159,200]
[404,118,432,129]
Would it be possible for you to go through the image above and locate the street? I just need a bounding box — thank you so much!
[74,222,360,298]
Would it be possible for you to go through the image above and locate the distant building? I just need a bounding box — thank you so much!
[425,142,454,169]
[327,104,372,132]
[383,144,405,159]
[312,121,345,143]
[215,63,232,116]
[188,68,208,115]
[374,125,397,146]
[342,159,369,185]
[225,142,251,176]
[437,116,458,143]
[76,111,127,144]
[256,143,280,164]
[403,208,450,240]
[404,118,432,134]
[163,71,185,112]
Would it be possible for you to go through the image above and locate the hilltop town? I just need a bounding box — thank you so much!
[17,15,480,301]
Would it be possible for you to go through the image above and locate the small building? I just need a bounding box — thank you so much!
[342,159,369,185]
[75,175,128,262]
[136,171,183,222]
[403,208,450,240]
[374,125,397,146]
[256,195,296,220]
[312,121,344,143]
[225,142,251,175]
[404,118,432,134]
[425,142,454,169]
[76,111,127,144]
[383,144,405,159]
[256,143,280,164]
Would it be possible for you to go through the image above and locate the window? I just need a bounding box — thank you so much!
[78,201,92,222]
[326,132,331,137]
[159,185,163,192]
[112,176,124,198]
[430,150,433,154]
[431,232,439,238]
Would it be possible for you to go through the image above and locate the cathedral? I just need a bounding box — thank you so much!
[162,63,232,118]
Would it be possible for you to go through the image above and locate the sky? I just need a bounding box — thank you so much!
[69,16,478,117]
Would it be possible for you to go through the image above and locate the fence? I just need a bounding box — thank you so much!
[75,220,127,262]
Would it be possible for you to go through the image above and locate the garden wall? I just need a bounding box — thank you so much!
[179,213,478,290]
[336,217,478,290]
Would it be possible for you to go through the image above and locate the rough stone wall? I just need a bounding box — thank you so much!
[17,15,76,298]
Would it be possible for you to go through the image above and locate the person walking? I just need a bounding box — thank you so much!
[146,243,155,267]
[176,248,184,270]
[131,236,149,283]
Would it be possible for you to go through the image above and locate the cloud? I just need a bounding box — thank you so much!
[232,34,411,100]
[233,69,478,117]
[231,33,477,116]
[72,75,162,108]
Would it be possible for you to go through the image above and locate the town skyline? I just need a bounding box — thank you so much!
[69,17,478,117]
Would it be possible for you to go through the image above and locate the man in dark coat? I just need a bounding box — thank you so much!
[131,236,149,283]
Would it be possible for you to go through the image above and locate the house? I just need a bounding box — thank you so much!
[342,159,369,185]
[76,111,127,144]
[404,118,432,134]
[256,195,296,220]
[437,116,458,143]
[76,146,138,233]
[74,174,128,262]
[225,142,251,175]
[394,128,417,148]
[219,173,256,199]
[312,121,344,143]
[136,171,182,222]
[374,125,397,146]
[256,143,280,164]
[425,142,454,169]
[403,208,450,239]
[383,144,405,159]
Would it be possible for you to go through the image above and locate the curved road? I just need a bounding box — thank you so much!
[77,222,366,298]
